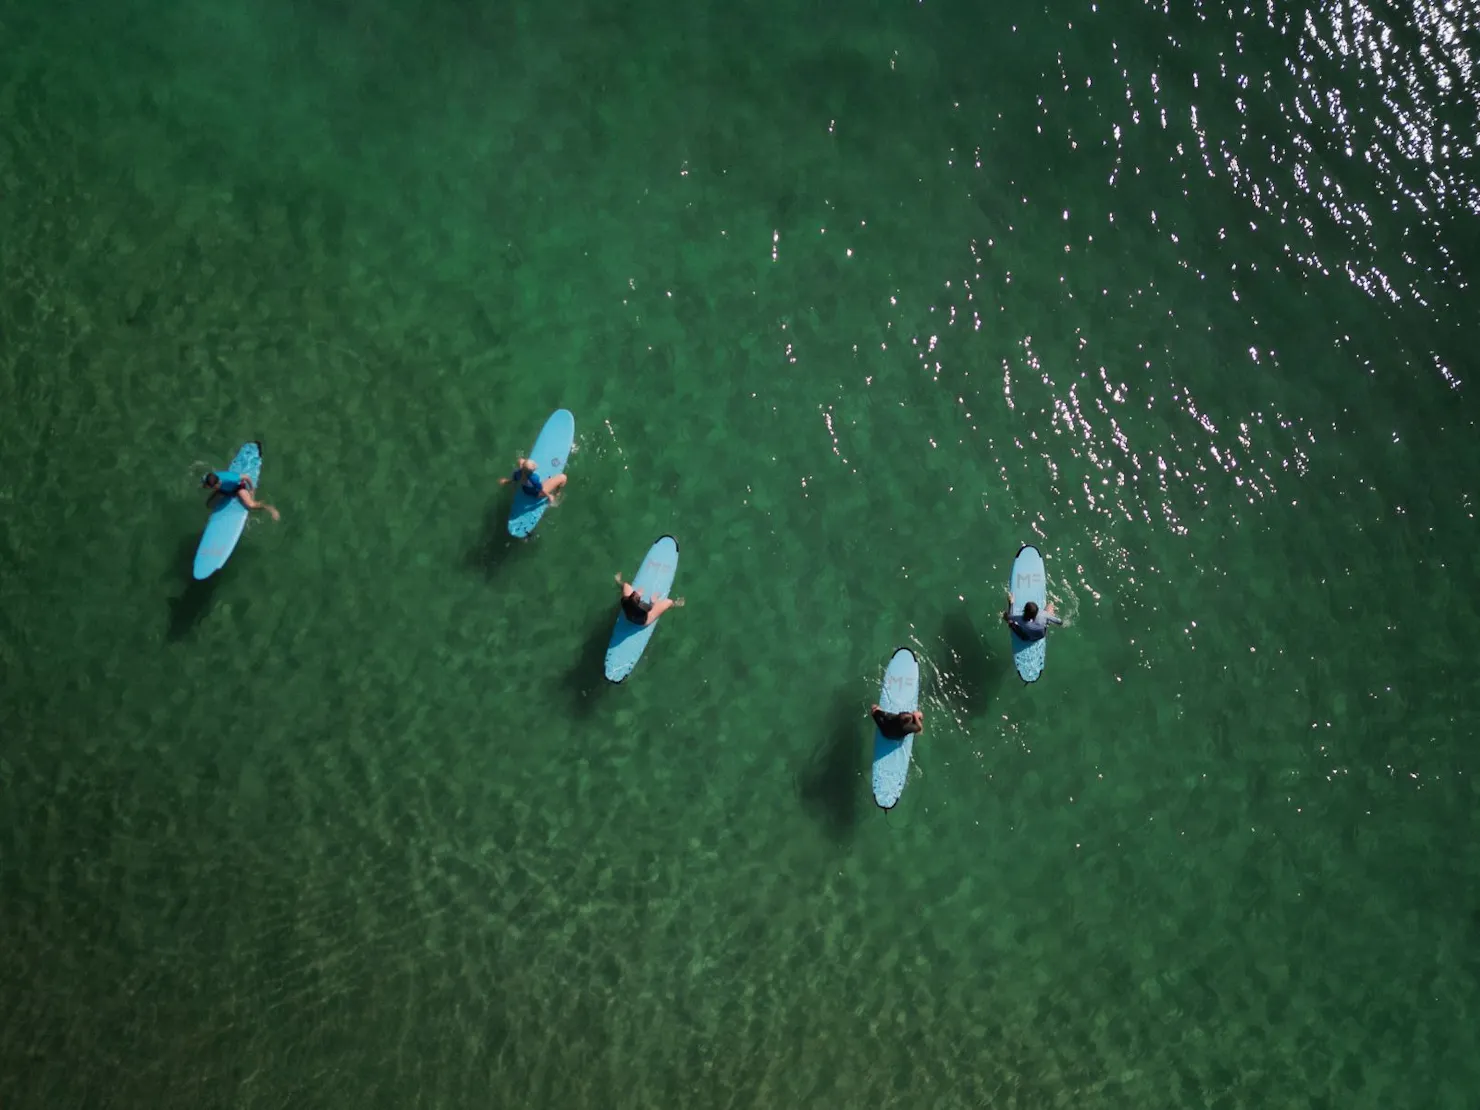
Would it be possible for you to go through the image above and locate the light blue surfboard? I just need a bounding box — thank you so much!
[871,647,920,810]
[508,409,575,538]
[604,536,680,683]
[192,441,263,580]
[1009,544,1048,682]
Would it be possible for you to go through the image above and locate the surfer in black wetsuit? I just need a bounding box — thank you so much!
[871,705,924,740]
[614,572,684,627]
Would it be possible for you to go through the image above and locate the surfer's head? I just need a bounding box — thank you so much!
[201,472,220,489]
[1022,601,1039,621]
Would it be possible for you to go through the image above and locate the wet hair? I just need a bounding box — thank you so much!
[1023,601,1039,621]
[201,473,219,488]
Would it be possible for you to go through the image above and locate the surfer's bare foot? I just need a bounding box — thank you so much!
[267,506,281,522]
[614,572,623,584]
[673,597,685,607]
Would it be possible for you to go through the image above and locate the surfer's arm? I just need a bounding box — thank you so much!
[1045,613,1064,627]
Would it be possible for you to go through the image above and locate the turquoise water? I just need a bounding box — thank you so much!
[3,0,1479,1105]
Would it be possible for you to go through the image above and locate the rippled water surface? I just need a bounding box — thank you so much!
[2,0,1478,1106]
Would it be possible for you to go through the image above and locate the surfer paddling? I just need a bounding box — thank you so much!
[614,572,683,627]
[871,705,923,740]
[201,468,279,520]
[1002,592,1062,641]
[501,457,567,506]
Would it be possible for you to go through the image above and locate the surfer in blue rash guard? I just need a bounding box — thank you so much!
[500,457,567,505]
[1002,594,1063,642]
[871,705,923,741]
[201,470,280,520]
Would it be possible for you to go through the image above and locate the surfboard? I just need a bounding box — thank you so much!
[508,409,575,538]
[871,646,920,810]
[192,441,263,580]
[1008,544,1048,682]
[604,536,680,683]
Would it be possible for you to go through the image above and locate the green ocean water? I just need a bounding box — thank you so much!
[3,0,1479,1105]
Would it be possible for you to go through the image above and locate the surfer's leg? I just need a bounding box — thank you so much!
[542,474,567,505]
[648,597,675,620]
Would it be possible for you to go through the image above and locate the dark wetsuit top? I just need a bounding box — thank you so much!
[1005,610,1063,642]
[621,593,651,625]
[872,707,918,741]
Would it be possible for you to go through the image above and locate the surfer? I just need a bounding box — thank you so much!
[501,457,567,505]
[201,470,280,520]
[872,705,924,740]
[614,573,683,627]
[1002,593,1063,641]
